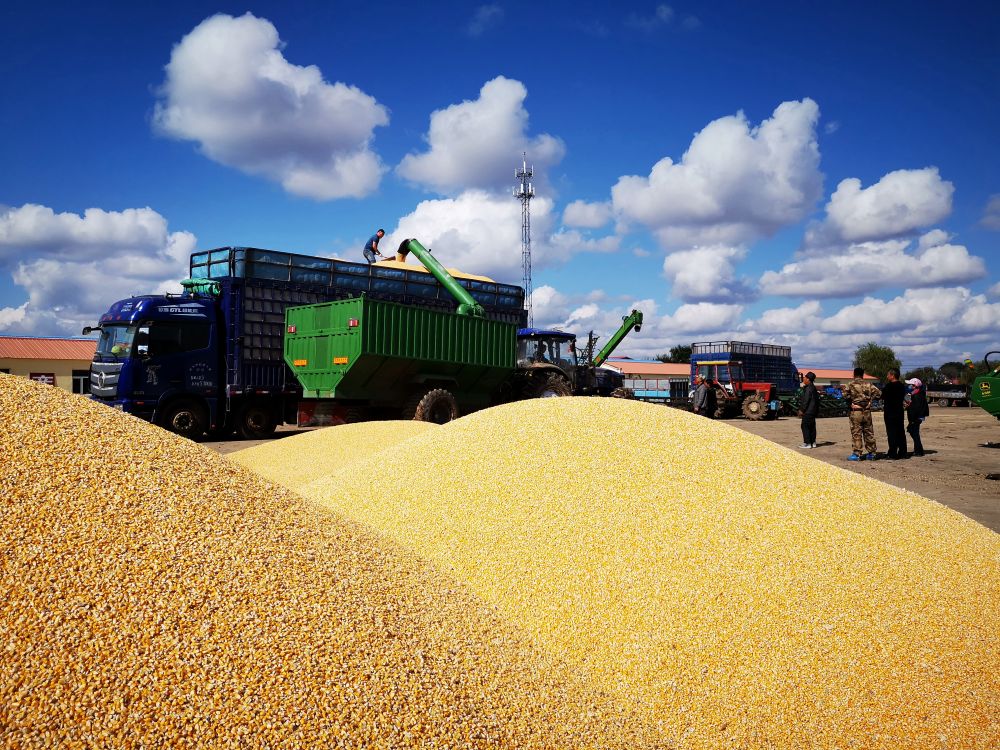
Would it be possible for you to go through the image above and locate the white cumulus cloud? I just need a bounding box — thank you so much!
[759,235,986,298]
[0,204,195,336]
[804,167,953,250]
[661,245,755,303]
[397,77,565,194]
[981,194,1000,230]
[153,13,388,200]
[611,99,823,248]
[385,191,619,282]
[820,287,1000,338]
[562,200,613,229]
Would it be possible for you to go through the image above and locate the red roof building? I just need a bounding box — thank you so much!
[0,336,97,394]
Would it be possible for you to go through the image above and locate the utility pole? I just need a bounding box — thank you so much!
[513,153,534,326]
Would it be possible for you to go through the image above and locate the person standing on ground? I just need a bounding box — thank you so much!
[882,368,909,459]
[905,377,930,456]
[843,367,881,461]
[363,229,385,264]
[692,374,709,416]
[798,371,819,449]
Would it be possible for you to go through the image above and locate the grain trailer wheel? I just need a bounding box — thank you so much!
[406,388,460,424]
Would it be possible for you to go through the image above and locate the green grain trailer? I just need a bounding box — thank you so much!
[285,296,516,423]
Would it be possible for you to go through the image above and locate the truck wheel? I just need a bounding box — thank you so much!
[406,388,460,424]
[532,374,572,399]
[742,394,768,420]
[939,398,952,407]
[159,400,206,441]
[610,387,634,399]
[236,402,277,439]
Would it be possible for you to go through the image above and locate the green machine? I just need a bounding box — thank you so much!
[969,351,1000,419]
[284,239,517,423]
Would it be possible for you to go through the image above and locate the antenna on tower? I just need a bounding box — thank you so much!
[513,152,535,326]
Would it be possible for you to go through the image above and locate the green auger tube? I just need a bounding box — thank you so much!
[398,239,485,318]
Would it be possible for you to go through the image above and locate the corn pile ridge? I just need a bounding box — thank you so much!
[0,374,659,749]
[295,397,1000,749]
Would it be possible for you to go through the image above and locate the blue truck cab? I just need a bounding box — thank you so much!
[87,285,225,438]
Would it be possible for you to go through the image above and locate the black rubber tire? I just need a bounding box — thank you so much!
[742,394,768,421]
[939,398,952,407]
[531,374,573,399]
[609,387,634,399]
[159,400,206,440]
[405,388,460,424]
[236,401,277,439]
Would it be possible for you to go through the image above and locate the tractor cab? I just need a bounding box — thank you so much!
[517,329,578,380]
[513,328,578,397]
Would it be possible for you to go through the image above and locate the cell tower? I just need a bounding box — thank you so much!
[514,153,535,326]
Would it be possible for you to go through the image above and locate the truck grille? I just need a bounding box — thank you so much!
[90,362,122,399]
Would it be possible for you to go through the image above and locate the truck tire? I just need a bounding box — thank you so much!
[609,387,634,399]
[531,373,572,399]
[159,400,207,441]
[236,401,277,439]
[742,394,768,421]
[939,398,952,407]
[406,388,460,424]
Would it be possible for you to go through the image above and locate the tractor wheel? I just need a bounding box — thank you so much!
[405,388,460,424]
[236,401,277,439]
[742,394,768,421]
[159,400,207,441]
[711,387,727,419]
[531,373,573,399]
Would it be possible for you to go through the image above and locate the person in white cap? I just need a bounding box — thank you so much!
[905,377,930,456]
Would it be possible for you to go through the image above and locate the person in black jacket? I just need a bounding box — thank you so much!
[905,377,930,456]
[881,368,908,459]
[798,371,819,448]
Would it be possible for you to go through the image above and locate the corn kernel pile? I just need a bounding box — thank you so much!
[294,397,1000,749]
[230,420,437,492]
[0,375,659,748]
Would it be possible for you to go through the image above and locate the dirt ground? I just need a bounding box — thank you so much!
[205,404,1000,534]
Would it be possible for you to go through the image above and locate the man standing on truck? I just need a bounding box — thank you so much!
[363,229,385,264]
[844,367,881,461]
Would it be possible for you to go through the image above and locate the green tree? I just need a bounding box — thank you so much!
[903,366,943,384]
[656,344,692,363]
[853,342,901,382]
[941,359,985,385]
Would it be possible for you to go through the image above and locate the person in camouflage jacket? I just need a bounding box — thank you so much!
[843,367,882,461]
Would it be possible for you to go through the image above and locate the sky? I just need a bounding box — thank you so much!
[1,1,999,370]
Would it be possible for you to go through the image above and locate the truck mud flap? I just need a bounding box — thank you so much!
[297,401,347,427]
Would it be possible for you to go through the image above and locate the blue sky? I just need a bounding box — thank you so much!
[1,1,998,369]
